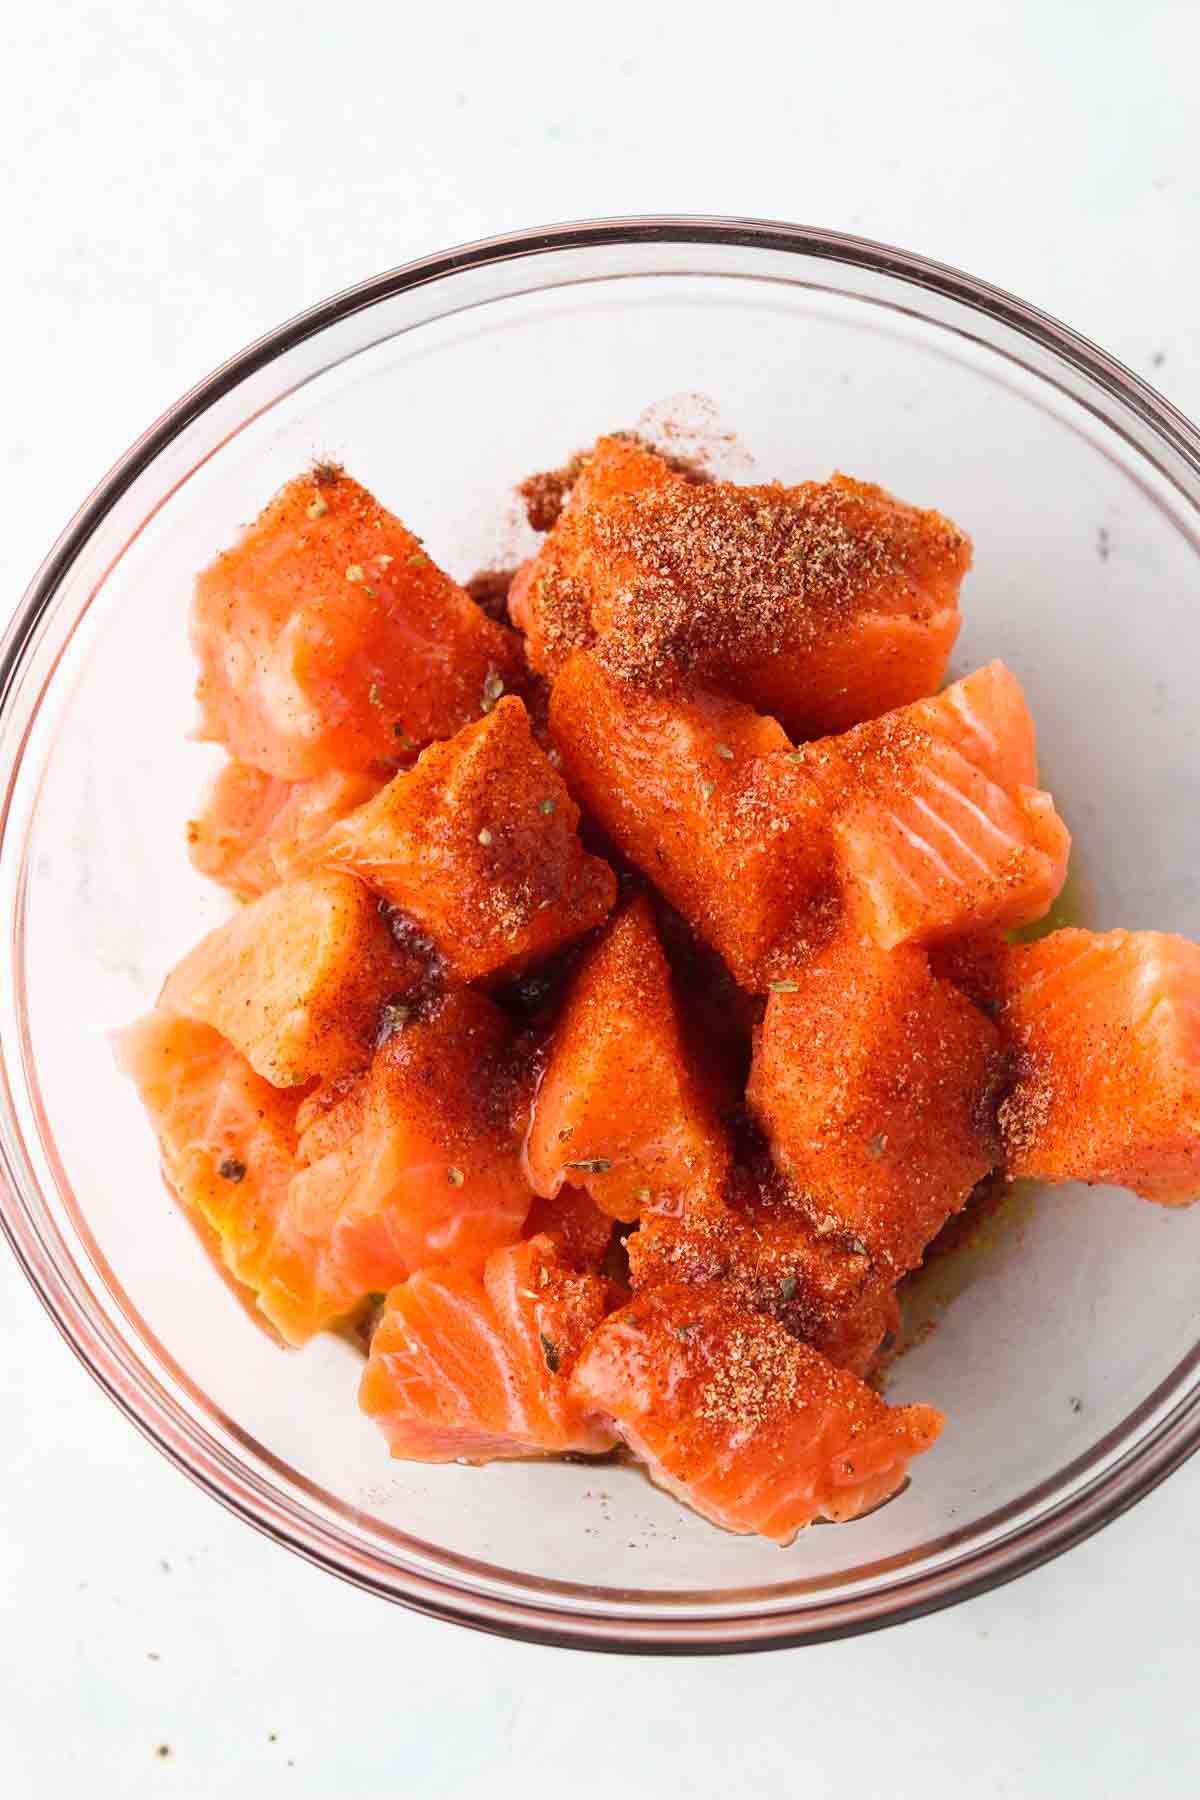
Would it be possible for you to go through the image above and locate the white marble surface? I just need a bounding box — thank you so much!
[3,3,1200,1793]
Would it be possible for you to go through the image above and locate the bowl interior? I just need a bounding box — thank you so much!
[5,230,1200,1643]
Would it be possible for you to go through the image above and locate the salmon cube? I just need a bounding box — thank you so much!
[114,1012,301,1322]
[550,653,837,988]
[996,929,1200,1204]
[270,991,531,1341]
[191,464,526,779]
[569,1284,942,1542]
[162,870,420,1087]
[305,695,616,983]
[508,434,686,676]
[802,663,1070,949]
[628,1172,896,1377]
[359,1235,621,1462]
[558,471,968,737]
[119,992,534,1347]
[747,935,1004,1280]
[524,895,731,1221]
[187,761,385,900]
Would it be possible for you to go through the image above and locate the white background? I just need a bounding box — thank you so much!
[3,2,1199,1794]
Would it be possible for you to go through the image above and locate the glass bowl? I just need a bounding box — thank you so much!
[4,216,1200,1655]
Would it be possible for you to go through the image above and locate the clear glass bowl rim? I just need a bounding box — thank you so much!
[4,213,1200,1655]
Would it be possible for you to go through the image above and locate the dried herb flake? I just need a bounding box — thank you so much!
[375,1001,411,1047]
[218,1157,246,1184]
[539,1333,561,1373]
[480,667,506,714]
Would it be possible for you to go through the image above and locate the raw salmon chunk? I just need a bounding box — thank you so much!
[628,1175,896,1377]
[114,1012,300,1316]
[569,1284,942,1542]
[996,929,1200,1203]
[797,1282,900,1381]
[560,472,968,736]
[362,1269,527,1461]
[191,464,526,779]
[187,760,385,900]
[118,995,530,1346]
[359,1236,620,1461]
[550,652,837,988]
[508,434,686,675]
[306,695,616,984]
[802,662,1070,949]
[524,895,731,1220]
[162,870,419,1087]
[747,935,1004,1279]
[270,991,531,1342]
